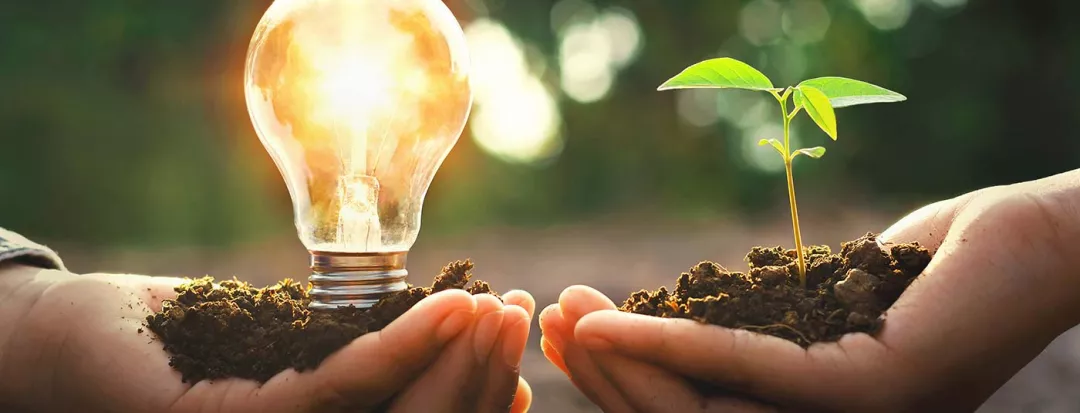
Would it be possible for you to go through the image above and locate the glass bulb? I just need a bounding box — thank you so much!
[244,0,472,309]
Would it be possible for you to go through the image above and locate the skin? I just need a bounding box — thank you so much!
[0,265,535,413]
[542,168,1080,413]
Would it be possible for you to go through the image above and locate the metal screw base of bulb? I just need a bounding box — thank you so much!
[308,251,408,310]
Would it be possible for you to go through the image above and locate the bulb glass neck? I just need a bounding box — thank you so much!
[308,250,408,310]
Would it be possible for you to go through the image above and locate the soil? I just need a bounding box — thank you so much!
[146,260,497,384]
[620,233,932,346]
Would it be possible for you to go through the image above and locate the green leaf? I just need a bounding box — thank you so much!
[758,138,786,157]
[796,85,838,140]
[797,77,906,108]
[791,146,826,160]
[658,58,775,92]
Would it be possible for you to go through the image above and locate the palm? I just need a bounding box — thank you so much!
[540,176,1080,413]
[7,271,534,413]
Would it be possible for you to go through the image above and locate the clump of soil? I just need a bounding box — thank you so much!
[620,233,931,346]
[146,260,496,383]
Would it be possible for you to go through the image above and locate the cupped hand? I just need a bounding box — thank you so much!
[543,169,1080,412]
[0,267,534,413]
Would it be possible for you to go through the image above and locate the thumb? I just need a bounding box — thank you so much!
[880,191,978,252]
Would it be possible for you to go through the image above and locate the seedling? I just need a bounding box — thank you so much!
[658,57,905,287]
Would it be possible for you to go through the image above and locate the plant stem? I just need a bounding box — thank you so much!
[778,93,808,288]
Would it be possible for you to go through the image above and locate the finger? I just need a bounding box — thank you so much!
[573,310,867,410]
[510,377,532,413]
[500,306,530,371]
[477,305,530,413]
[590,351,707,413]
[502,290,536,319]
[591,352,781,413]
[540,336,569,376]
[538,305,569,376]
[879,191,976,251]
[705,396,785,413]
[538,305,570,364]
[539,303,635,413]
[475,294,508,365]
[306,289,478,407]
[388,294,504,412]
[558,285,617,324]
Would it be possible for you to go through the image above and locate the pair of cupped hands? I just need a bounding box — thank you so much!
[1,170,1078,413]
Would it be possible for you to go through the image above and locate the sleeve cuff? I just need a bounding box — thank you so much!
[0,227,67,271]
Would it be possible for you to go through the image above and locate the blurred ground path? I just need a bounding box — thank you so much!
[57,211,1080,413]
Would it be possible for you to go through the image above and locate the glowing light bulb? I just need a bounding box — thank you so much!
[244,0,472,309]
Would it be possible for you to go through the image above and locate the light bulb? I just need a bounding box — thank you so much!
[244,0,472,309]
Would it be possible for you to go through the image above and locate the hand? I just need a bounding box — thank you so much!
[0,265,534,413]
[542,168,1080,412]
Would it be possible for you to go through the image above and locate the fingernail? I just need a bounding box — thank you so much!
[473,310,504,363]
[578,335,613,352]
[502,318,529,367]
[437,310,474,342]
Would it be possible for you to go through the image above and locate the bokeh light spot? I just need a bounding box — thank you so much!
[740,122,787,173]
[559,20,614,103]
[598,7,642,69]
[929,0,967,9]
[852,0,913,31]
[716,90,770,129]
[465,18,563,164]
[470,76,563,164]
[676,89,720,127]
[556,5,642,103]
[550,0,596,35]
[772,46,808,84]
[739,0,784,46]
[781,0,831,45]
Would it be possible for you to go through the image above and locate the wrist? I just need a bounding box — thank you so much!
[1040,170,1080,278]
[0,264,71,408]
[1019,169,1080,325]
[0,262,44,336]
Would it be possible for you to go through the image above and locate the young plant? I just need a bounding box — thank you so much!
[658,57,905,288]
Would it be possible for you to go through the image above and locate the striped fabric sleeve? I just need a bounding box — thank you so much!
[0,227,66,271]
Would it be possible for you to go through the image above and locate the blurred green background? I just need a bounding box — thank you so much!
[4,2,1079,411]
[2,0,1078,247]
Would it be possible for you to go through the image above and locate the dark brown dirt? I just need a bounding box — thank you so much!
[620,233,932,346]
[146,260,496,383]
